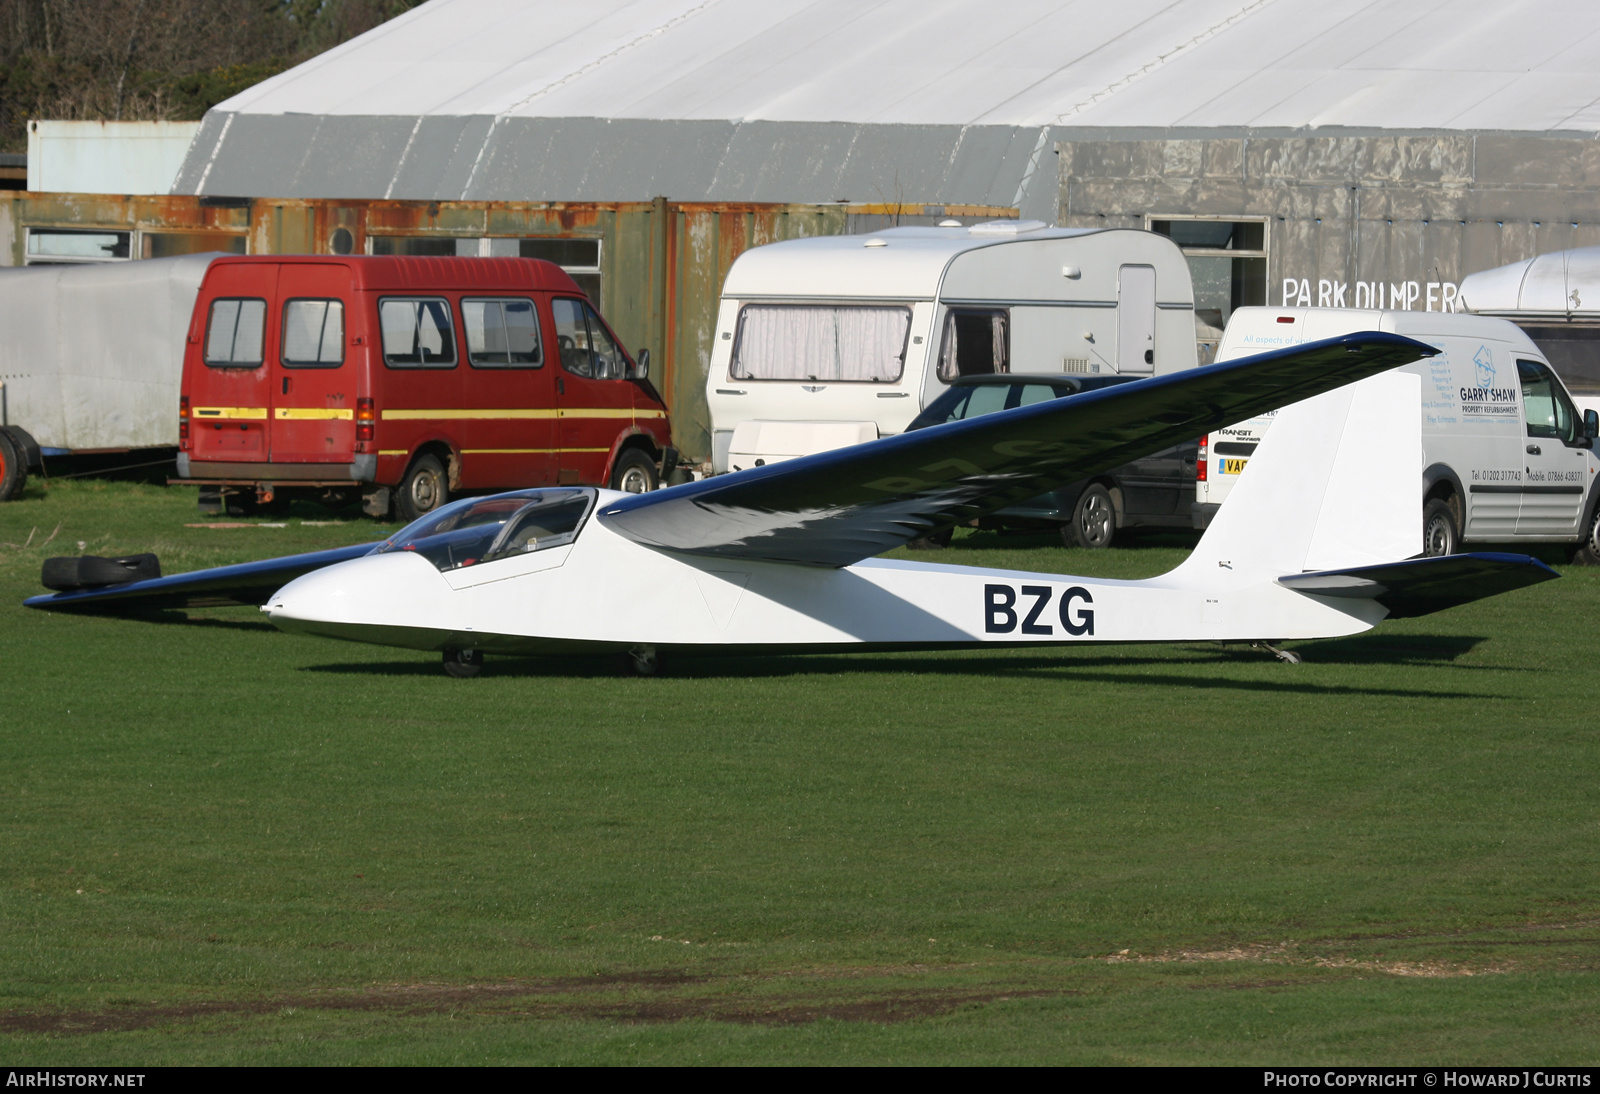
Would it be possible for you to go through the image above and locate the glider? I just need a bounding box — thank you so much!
[26,333,1557,675]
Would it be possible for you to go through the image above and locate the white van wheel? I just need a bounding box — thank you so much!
[1573,508,1600,566]
[1423,498,1459,557]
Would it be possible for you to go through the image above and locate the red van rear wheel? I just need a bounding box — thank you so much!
[397,454,450,522]
[0,430,24,502]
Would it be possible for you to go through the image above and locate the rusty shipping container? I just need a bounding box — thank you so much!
[0,193,1015,464]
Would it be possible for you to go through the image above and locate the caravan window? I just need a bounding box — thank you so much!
[731,305,910,383]
[936,309,1009,382]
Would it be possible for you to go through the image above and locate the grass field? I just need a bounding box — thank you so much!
[1,478,1597,1065]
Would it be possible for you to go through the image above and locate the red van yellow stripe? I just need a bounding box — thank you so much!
[274,407,354,421]
[379,408,666,421]
[192,406,268,420]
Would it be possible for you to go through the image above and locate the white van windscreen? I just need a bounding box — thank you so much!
[731,305,910,383]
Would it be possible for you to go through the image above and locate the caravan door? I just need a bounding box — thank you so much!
[1117,265,1156,374]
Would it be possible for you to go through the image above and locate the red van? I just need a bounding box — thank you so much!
[176,255,673,519]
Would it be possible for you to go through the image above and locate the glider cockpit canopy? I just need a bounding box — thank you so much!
[379,488,596,573]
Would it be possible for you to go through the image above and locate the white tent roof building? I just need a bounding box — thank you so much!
[174,0,1600,221]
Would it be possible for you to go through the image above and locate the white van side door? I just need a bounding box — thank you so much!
[1514,357,1589,535]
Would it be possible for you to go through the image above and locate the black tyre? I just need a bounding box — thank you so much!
[609,448,658,493]
[397,453,450,523]
[442,647,482,678]
[1423,498,1460,557]
[0,429,25,502]
[907,526,954,550]
[1573,506,1600,566]
[41,553,161,591]
[1069,484,1116,549]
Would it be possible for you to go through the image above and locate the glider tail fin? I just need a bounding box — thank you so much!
[1175,369,1423,581]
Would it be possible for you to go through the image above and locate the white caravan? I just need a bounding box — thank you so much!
[704,221,1197,474]
[1193,307,1600,557]
[1458,245,1600,418]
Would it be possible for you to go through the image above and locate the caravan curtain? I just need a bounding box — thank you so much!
[732,305,910,382]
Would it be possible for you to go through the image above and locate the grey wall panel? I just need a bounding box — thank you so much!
[708,121,860,204]
[387,116,489,200]
[198,114,325,197]
[287,115,418,199]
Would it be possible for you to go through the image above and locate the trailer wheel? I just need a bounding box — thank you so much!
[1423,498,1460,557]
[0,430,25,502]
[397,454,450,522]
[609,448,657,493]
[1069,484,1116,549]
[442,647,482,678]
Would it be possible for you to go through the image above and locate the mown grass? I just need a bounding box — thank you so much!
[0,479,1597,1064]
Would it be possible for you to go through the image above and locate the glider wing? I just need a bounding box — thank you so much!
[600,332,1437,566]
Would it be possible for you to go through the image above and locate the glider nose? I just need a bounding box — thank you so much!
[264,550,452,644]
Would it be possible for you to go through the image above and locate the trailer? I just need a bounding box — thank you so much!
[0,254,212,498]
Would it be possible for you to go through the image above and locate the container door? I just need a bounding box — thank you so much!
[189,264,276,466]
[1117,265,1156,374]
[552,297,636,486]
[1515,358,1586,535]
[456,295,558,489]
[270,264,354,467]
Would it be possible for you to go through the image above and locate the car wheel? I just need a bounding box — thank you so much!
[0,429,25,502]
[397,454,449,523]
[1070,484,1116,549]
[609,449,658,493]
[907,526,953,550]
[442,647,482,678]
[1573,506,1600,565]
[1422,498,1460,557]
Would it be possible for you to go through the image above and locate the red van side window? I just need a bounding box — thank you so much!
[204,298,266,367]
[463,298,542,368]
[380,297,456,368]
[282,299,345,368]
[553,297,625,379]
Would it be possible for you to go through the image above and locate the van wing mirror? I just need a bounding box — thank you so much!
[630,347,650,382]
[1587,408,1598,442]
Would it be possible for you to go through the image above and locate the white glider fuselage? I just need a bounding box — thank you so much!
[264,507,1382,656]
[266,370,1423,658]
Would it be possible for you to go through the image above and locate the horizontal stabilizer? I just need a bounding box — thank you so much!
[602,332,1438,567]
[23,542,383,612]
[1278,552,1558,619]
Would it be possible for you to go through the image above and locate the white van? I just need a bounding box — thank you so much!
[703,221,1197,474]
[1195,307,1600,557]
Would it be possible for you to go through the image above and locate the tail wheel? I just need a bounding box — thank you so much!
[442,648,482,678]
[609,449,658,493]
[397,453,450,523]
[0,430,25,502]
[1423,498,1460,557]
[1069,484,1116,549]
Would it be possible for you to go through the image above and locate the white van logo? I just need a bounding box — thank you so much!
[1460,346,1518,418]
[1474,345,1495,388]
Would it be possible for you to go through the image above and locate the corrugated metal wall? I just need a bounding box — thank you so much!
[0,193,1012,462]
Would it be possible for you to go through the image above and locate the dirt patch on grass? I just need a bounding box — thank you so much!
[1102,941,1510,978]
[0,974,1066,1036]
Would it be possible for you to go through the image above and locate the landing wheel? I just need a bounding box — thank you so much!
[442,647,482,678]
[624,645,660,676]
[1069,484,1115,549]
[1423,498,1460,557]
[610,449,658,493]
[397,454,450,523]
